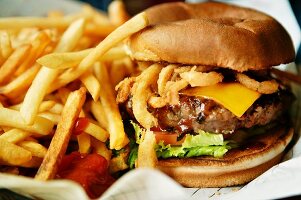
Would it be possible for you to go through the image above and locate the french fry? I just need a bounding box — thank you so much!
[57,87,71,104]
[20,19,85,125]
[37,48,91,69]
[15,31,51,76]
[0,107,54,135]
[37,46,126,69]
[9,100,56,112]
[137,130,157,168]
[38,112,61,124]
[0,17,73,29]
[18,140,47,158]
[84,23,115,37]
[77,132,91,154]
[108,0,130,26]
[47,12,149,93]
[0,45,31,84]
[48,102,64,114]
[84,121,109,142]
[92,138,111,161]
[0,129,31,143]
[0,138,32,165]
[94,63,128,150]
[0,63,41,99]
[80,71,101,101]
[20,157,43,168]
[0,31,13,58]
[90,100,108,129]
[35,87,86,180]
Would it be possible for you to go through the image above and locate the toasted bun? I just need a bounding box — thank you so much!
[127,2,295,72]
[156,127,294,187]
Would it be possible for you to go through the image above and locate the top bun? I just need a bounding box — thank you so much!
[126,2,295,72]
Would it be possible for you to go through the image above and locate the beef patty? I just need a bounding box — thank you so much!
[124,88,294,134]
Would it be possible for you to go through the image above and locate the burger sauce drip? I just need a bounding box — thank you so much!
[57,152,115,199]
[73,117,89,135]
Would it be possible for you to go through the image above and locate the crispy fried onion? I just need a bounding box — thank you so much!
[132,63,162,129]
[148,79,188,108]
[236,73,279,94]
[115,77,135,103]
[179,66,223,87]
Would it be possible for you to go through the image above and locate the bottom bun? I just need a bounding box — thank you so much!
[157,127,294,187]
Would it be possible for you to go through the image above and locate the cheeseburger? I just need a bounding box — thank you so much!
[116,2,295,187]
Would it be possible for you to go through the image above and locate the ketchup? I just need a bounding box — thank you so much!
[73,117,89,135]
[57,152,115,198]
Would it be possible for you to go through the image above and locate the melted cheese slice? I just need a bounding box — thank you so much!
[181,83,261,117]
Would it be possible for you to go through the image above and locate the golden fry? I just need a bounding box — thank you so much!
[0,138,32,165]
[90,100,108,129]
[0,107,54,135]
[0,31,13,58]
[47,12,149,93]
[37,46,126,69]
[77,132,91,154]
[0,129,31,143]
[92,138,111,161]
[35,87,86,180]
[18,140,47,158]
[108,0,130,26]
[20,19,85,125]
[80,72,101,101]
[84,121,109,142]
[0,63,41,99]
[94,63,128,150]
[0,45,31,84]
[15,31,51,76]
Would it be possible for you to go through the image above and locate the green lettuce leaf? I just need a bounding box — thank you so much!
[182,131,224,147]
[130,121,234,160]
[130,120,144,144]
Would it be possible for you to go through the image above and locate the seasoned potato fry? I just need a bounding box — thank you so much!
[90,100,108,129]
[94,63,129,150]
[0,138,32,165]
[9,100,56,112]
[37,46,126,69]
[0,129,31,143]
[108,0,130,26]
[0,44,31,84]
[38,112,61,124]
[84,121,109,142]
[0,31,13,59]
[35,87,86,180]
[92,138,112,161]
[18,140,47,158]
[80,72,101,101]
[0,63,41,99]
[0,107,54,135]
[77,132,91,154]
[15,31,51,76]
[20,19,85,125]
[47,12,149,93]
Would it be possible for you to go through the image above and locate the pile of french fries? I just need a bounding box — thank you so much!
[0,1,149,181]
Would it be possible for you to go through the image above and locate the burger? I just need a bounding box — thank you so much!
[116,2,295,187]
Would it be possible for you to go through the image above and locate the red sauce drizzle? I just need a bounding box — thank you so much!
[73,117,89,135]
[57,152,115,198]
